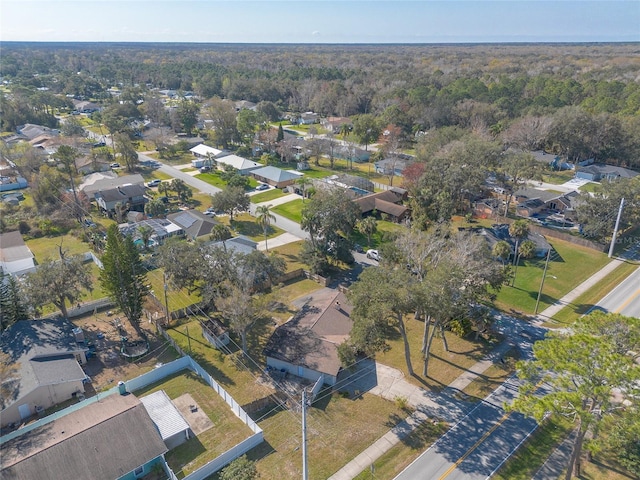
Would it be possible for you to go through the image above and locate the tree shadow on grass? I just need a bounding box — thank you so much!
[166,436,206,475]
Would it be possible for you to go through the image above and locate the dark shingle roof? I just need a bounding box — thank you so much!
[1,393,168,480]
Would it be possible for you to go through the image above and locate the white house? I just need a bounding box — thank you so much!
[215,155,263,175]
[0,231,36,276]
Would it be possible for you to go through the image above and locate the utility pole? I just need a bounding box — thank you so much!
[534,248,552,315]
[163,271,170,327]
[608,197,625,258]
[302,389,309,480]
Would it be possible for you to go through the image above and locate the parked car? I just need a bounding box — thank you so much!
[256,183,270,191]
[110,163,120,169]
[92,141,106,148]
[354,243,364,253]
[147,179,161,187]
[203,208,216,216]
[199,166,212,173]
[366,249,380,261]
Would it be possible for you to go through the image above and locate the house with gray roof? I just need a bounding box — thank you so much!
[1,392,169,480]
[251,166,303,188]
[80,173,145,200]
[0,318,89,428]
[95,184,147,214]
[575,163,639,182]
[214,155,263,175]
[167,210,219,240]
[0,231,35,276]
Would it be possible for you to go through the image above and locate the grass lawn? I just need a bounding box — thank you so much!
[147,268,201,311]
[550,261,638,326]
[353,420,448,480]
[271,199,304,223]
[27,233,91,261]
[194,171,228,189]
[133,370,255,478]
[579,182,602,193]
[376,316,503,390]
[351,220,406,250]
[250,188,288,204]
[271,240,306,272]
[541,170,575,185]
[216,212,286,242]
[493,238,612,316]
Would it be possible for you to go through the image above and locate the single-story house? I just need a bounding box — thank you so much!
[1,392,169,480]
[264,290,353,386]
[250,166,303,188]
[72,99,100,113]
[119,218,184,247]
[189,144,228,168]
[575,163,639,182]
[17,123,59,140]
[0,318,89,428]
[207,236,258,255]
[374,157,409,177]
[516,198,546,217]
[75,155,110,175]
[354,189,410,223]
[320,116,352,133]
[544,191,581,220]
[298,112,319,125]
[214,155,263,175]
[167,210,219,240]
[473,198,503,218]
[140,390,192,450]
[80,173,145,200]
[0,231,36,276]
[235,100,257,111]
[95,184,147,214]
[469,224,551,260]
[336,145,371,163]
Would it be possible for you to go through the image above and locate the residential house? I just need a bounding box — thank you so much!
[95,184,147,214]
[321,116,352,134]
[321,173,375,195]
[473,198,503,218]
[0,231,35,276]
[354,189,410,223]
[189,144,228,168]
[72,99,100,113]
[16,124,59,141]
[207,236,258,255]
[374,157,410,177]
[298,112,319,125]
[337,145,371,163]
[469,224,551,260]
[544,190,581,221]
[0,318,89,428]
[214,155,263,175]
[514,188,558,218]
[80,173,145,200]
[575,163,639,182]
[250,166,303,188]
[1,392,169,480]
[235,100,257,111]
[75,155,110,175]
[167,210,219,240]
[119,218,184,247]
[264,290,353,386]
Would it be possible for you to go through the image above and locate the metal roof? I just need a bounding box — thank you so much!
[140,390,190,441]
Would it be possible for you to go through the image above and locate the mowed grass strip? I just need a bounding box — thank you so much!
[133,370,255,477]
[271,199,304,223]
[249,390,411,480]
[250,188,288,203]
[493,238,611,315]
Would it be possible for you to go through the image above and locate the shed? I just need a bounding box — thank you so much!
[140,390,192,450]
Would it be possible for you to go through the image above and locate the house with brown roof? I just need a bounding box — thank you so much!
[263,290,352,386]
[354,189,410,223]
[167,210,219,240]
[0,231,35,276]
[95,184,147,214]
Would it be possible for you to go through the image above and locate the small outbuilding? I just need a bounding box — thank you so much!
[140,390,192,450]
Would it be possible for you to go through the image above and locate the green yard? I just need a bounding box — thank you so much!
[271,199,304,223]
[250,188,288,203]
[492,238,611,316]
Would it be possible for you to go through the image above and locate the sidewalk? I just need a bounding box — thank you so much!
[328,341,513,480]
[535,257,624,322]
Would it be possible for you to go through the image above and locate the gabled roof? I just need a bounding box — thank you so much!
[577,163,639,179]
[264,291,352,378]
[1,393,167,480]
[95,184,147,203]
[209,236,257,255]
[0,318,88,411]
[354,190,406,215]
[215,155,262,171]
[0,231,34,263]
[251,166,302,183]
[80,174,145,198]
[189,144,226,158]
[167,210,218,239]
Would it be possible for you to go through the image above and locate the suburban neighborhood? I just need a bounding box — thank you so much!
[0,40,639,480]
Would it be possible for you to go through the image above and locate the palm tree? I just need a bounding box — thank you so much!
[210,224,231,252]
[512,239,537,286]
[492,240,512,266]
[509,220,529,265]
[357,216,378,247]
[256,204,276,252]
[295,177,312,202]
[137,225,154,251]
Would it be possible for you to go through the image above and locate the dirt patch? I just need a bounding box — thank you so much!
[72,302,176,394]
[173,393,214,435]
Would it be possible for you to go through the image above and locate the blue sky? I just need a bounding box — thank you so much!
[1,1,638,43]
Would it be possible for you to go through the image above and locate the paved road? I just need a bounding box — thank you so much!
[594,265,640,318]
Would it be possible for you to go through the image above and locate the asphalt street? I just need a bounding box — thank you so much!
[594,264,640,318]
